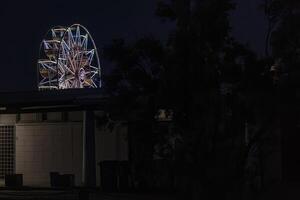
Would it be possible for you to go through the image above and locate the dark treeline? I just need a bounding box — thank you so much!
[101,0,300,199]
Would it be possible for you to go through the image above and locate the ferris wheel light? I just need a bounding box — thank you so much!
[37,24,101,90]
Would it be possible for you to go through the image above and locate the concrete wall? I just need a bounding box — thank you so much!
[46,112,62,121]
[20,113,42,122]
[15,122,83,186]
[0,114,17,124]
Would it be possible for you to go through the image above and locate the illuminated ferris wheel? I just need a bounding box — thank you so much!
[37,24,101,90]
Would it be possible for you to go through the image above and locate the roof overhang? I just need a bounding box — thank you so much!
[0,89,110,114]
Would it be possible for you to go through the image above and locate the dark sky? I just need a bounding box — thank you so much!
[0,0,266,92]
[231,0,267,56]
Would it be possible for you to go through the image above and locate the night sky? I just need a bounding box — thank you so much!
[0,0,266,92]
[230,0,267,56]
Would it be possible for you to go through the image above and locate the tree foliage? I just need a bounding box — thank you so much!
[104,37,164,96]
[104,0,262,198]
[262,0,300,58]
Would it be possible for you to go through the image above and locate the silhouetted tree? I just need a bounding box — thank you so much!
[261,0,300,59]
[105,0,259,199]
[103,36,167,190]
[157,0,256,199]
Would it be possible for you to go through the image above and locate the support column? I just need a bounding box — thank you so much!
[83,110,96,187]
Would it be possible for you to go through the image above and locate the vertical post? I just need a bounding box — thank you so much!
[83,110,96,187]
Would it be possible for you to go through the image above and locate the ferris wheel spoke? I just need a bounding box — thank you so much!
[40,79,58,85]
[91,72,98,79]
[89,66,99,70]
[58,65,66,75]
[86,79,97,88]
[81,34,88,50]
[86,50,95,65]
[40,62,57,72]
[75,26,81,45]
[61,40,70,55]
[67,29,75,48]
[61,59,75,75]
[43,41,51,49]
[65,77,75,83]
[62,46,70,57]
[65,65,75,75]
[84,80,91,86]
[73,52,82,71]
[85,70,97,74]
[58,70,65,80]
[67,56,76,73]
[70,79,77,88]
[64,82,69,89]
[40,77,47,85]
[58,73,64,79]
[85,70,97,79]
[66,81,70,88]
[45,65,56,72]
[78,52,85,70]
[60,81,67,89]
[77,80,82,88]
[58,72,65,78]
[51,29,57,39]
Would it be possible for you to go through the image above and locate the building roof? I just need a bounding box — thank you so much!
[0,89,110,113]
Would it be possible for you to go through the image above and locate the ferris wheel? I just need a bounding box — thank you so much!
[37,24,101,90]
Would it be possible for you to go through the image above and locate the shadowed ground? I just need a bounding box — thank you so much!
[258,183,300,200]
[0,189,175,200]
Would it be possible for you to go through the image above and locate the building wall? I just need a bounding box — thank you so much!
[0,114,17,124]
[15,122,83,186]
[0,111,128,187]
[0,112,83,187]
